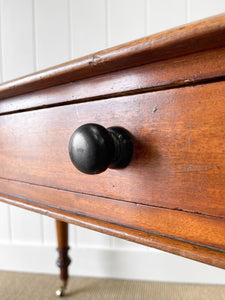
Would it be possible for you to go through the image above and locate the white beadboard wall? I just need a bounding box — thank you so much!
[0,0,225,284]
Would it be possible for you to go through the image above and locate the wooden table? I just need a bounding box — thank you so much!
[0,13,225,296]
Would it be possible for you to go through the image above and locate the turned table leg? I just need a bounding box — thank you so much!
[55,220,71,297]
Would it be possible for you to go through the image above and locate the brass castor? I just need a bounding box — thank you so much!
[56,280,68,297]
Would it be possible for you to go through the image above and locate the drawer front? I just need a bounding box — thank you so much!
[0,81,225,219]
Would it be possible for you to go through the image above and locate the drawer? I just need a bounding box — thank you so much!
[1,81,225,217]
[1,80,225,254]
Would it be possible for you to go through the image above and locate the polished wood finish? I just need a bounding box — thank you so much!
[1,46,225,115]
[0,14,225,272]
[0,82,225,218]
[0,13,225,101]
[0,178,224,251]
[56,220,71,283]
[0,192,224,269]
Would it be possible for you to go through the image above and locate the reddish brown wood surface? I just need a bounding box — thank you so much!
[56,220,71,283]
[56,220,69,247]
[0,191,224,269]
[1,47,225,115]
[0,13,225,101]
[0,178,224,250]
[0,81,225,218]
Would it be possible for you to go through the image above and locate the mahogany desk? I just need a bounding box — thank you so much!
[0,13,225,296]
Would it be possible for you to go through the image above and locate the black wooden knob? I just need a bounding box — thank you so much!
[69,123,133,174]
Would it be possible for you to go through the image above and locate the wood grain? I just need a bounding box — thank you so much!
[0,190,224,269]
[0,13,225,100]
[0,178,224,251]
[1,46,225,115]
[0,81,225,218]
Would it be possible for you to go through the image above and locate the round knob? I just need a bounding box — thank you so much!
[68,123,133,174]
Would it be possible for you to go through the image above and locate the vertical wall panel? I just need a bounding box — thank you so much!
[77,227,111,248]
[70,0,106,58]
[0,0,3,83]
[1,0,43,244]
[0,203,11,242]
[0,0,11,243]
[1,0,34,81]
[10,206,43,244]
[42,217,56,246]
[107,0,146,47]
[34,0,70,70]
[146,0,187,34]
[188,0,225,22]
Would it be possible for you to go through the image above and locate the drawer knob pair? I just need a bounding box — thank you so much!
[69,123,133,174]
